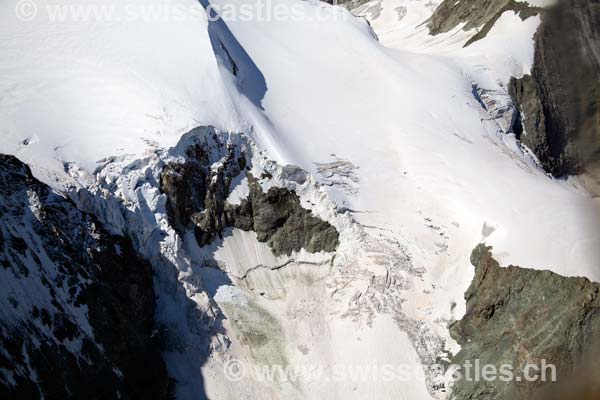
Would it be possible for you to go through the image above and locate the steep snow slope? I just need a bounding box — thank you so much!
[0,154,168,398]
[205,4,600,395]
[214,0,600,279]
[65,126,440,399]
[2,0,600,399]
[0,0,244,180]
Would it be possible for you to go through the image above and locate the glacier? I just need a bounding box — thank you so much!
[1,0,599,399]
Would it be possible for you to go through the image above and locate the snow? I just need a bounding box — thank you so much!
[203,4,600,395]
[206,0,599,316]
[214,284,249,306]
[2,0,600,399]
[0,0,243,178]
[515,0,557,7]
[226,174,249,205]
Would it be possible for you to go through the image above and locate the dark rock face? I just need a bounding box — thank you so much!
[324,0,372,8]
[0,154,170,399]
[429,0,600,192]
[229,176,339,256]
[160,140,246,246]
[428,0,538,46]
[449,244,600,400]
[509,0,600,194]
[160,138,339,256]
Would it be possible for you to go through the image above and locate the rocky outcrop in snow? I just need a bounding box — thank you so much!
[429,0,600,194]
[449,244,600,400]
[0,154,169,399]
[63,126,448,399]
[159,136,339,256]
[159,131,249,246]
[428,0,539,46]
[509,0,600,195]
[61,127,347,398]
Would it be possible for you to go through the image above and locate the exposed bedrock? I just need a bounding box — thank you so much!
[429,0,600,193]
[159,139,246,246]
[509,0,600,194]
[427,0,539,46]
[0,155,170,399]
[449,244,600,400]
[233,175,339,255]
[324,0,373,8]
[160,138,339,257]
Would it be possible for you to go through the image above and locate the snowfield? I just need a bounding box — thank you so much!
[210,0,600,320]
[1,0,599,399]
[0,0,245,176]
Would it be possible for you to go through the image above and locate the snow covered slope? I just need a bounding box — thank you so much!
[67,126,442,399]
[212,0,600,303]
[0,155,168,398]
[1,0,599,399]
[0,0,245,179]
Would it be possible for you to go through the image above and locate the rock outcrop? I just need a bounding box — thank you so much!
[160,138,247,246]
[0,154,170,399]
[509,0,600,194]
[160,135,339,256]
[449,244,600,400]
[427,0,539,46]
[229,175,340,256]
[428,0,600,193]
